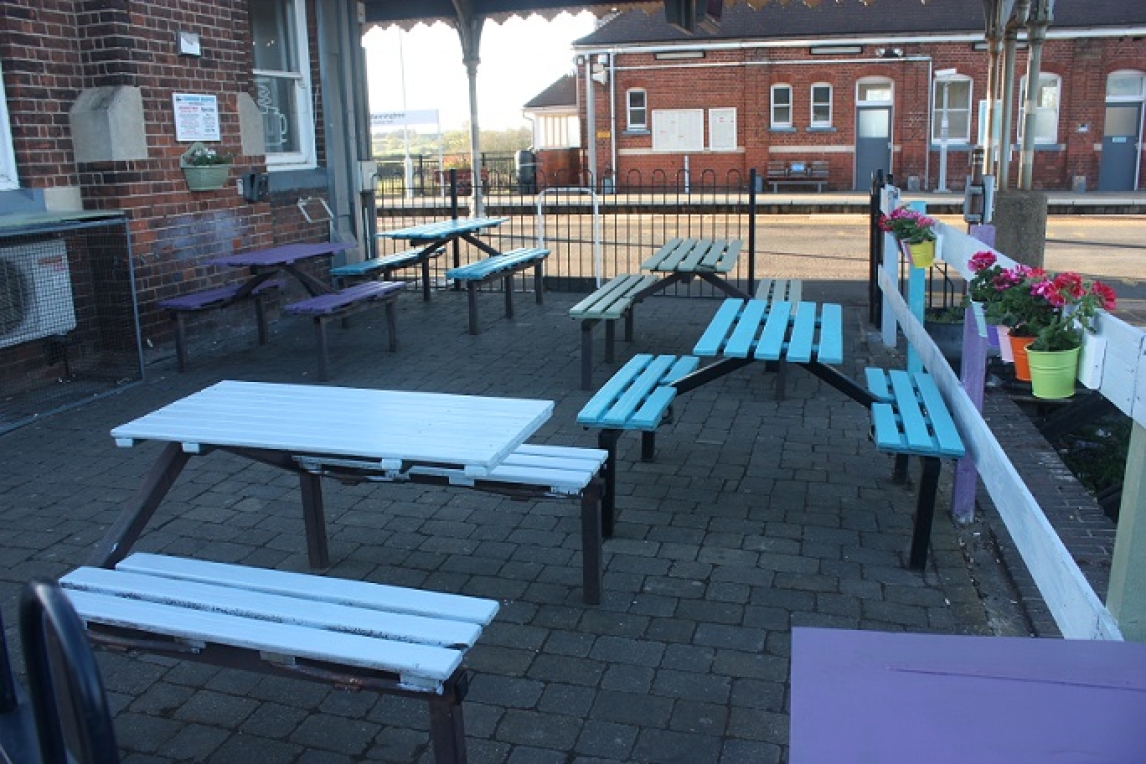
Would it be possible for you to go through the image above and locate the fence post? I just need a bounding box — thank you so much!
[868,170,885,326]
[905,200,928,374]
[449,169,461,290]
[748,168,758,297]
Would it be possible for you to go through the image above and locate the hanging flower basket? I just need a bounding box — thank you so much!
[899,239,936,269]
[180,141,233,191]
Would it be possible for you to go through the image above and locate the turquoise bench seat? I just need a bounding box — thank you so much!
[569,274,662,389]
[864,368,965,570]
[577,354,700,536]
[332,245,445,301]
[445,247,550,334]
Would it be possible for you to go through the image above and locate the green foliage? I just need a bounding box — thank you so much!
[372,126,531,159]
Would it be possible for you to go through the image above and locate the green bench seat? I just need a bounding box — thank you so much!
[569,274,662,389]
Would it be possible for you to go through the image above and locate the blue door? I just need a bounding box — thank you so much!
[1098,103,1142,191]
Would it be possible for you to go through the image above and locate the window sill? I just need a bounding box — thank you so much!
[623,129,650,136]
[806,126,837,133]
[769,127,797,133]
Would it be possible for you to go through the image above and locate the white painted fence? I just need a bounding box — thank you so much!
[879,187,1145,640]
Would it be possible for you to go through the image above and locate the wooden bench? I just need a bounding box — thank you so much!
[159,278,286,372]
[577,354,700,532]
[332,245,445,301]
[569,274,661,390]
[293,443,611,604]
[864,368,966,570]
[445,247,550,334]
[60,553,498,764]
[765,160,829,192]
[284,281,404,381]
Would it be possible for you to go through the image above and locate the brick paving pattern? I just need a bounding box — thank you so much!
[0,281,1049,762]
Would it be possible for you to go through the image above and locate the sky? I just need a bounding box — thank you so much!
[363,12,599,133]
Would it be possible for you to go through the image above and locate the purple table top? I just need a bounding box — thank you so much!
[790,627,1146,763]
[212,241,354,267]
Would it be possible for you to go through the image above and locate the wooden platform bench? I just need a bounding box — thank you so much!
[159,278,286,372]
[765,160,829,192]
[332,245,445,301]
[864,368,966,570]
[284,281,403,381]
[445,247,550,334]
[577,353,700,532]
[569,274,662,390]
[60,553,498,764]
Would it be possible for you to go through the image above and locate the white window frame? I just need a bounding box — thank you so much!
[1018,72,1061,145]
[626,89,648,131]
[771,84,792,129]
[810,83,832,128]
[708,107,737,151]
[932,75,973,143]
[251,0,316,170]
[1106,70,1146,101]
[0,60,18,190]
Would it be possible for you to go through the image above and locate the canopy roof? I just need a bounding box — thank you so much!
[362,0,882,31]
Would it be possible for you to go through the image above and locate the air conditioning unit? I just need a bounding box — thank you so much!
[0,240,77,350]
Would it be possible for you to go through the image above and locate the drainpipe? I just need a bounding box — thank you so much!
[1018,0,1053,189]
[609,51,617,190]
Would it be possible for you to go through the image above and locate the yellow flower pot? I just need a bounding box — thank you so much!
[899,239,935,269]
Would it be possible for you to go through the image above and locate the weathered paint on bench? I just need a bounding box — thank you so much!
[445,248,550,334]
[569,274,662,389]
[62,553,497,764]
[160,278,286,372]
[284,281,404,380]
[640,238,741,274]
[332,245,445,301]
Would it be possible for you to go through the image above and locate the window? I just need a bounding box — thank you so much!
[652,109,704,152]
[626,89,647,131]
[857,80,892,104]
[708,108,737,151]
[771,84,792,128]
[1107,71,1146,100]
[251,0,315,169]
[0,61,17,190]
[932,76,972,143]
[810,83,832,128]
[1018,73,1061,144]
[536,114,580,149]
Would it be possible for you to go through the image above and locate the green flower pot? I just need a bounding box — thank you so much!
[182,164,231,191]
[1027,346,1081,399]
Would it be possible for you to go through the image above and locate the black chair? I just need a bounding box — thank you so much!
[0,606,42,764]
[19,579,120,764]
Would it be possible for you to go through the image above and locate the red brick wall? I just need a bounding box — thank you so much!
[0,0,331,354]
[580,37,1146,193]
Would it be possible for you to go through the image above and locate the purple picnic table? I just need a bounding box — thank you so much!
[212,241,355,297]
[790,626,1146,763]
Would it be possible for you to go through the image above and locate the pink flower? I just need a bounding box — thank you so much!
[968,250,996,272]
[1091,280,1117,310]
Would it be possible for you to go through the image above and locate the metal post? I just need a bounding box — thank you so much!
[1019,0,1053,189]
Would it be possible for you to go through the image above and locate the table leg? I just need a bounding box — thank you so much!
[695,272,750,300]
[428,671,468,764]
[597,430,621,538]
[533,261,544,304]
[282,264,336,297]
[604,320,616,363]
[581,476,604,605]
[87,443,192,568]
[503,274,515,319]
[385,300,399,352]
[580,321,595,391]
[421,256,433,301]
[466,282,479,335]
[299,471,330,568]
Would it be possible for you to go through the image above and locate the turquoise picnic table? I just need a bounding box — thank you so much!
[639,237,750,299]
[378,216,510,264]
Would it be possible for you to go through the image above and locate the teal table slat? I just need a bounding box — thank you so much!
[602,356,677,427]
[817,303,844,364]
[865,367,893,401]
[913,373,966,457]
[786,302,818,363]
[870,403,905,451]
[631,386,677,429]
[754,301,793,360]
[577,355,653,425]
[725,300,768,357]
[693,299,743,356]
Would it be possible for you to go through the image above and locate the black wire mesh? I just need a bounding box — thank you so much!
[0,217,141,434]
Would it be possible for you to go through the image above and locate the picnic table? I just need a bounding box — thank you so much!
[212,240,355,297]
[91,380,554,570]
[790,627,1146,763]
[377,216,510,260]
[639,237,750,299]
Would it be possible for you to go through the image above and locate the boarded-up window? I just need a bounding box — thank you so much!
[652,109,704,152]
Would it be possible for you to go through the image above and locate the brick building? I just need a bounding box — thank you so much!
[555,1,1146,192]
[0,0,371,375]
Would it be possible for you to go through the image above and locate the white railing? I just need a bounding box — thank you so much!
[878,186,1145,640]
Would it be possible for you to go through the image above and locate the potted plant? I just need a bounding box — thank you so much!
[878,206,938,268]
[180,142,233,191]
[923,304,966,371]
[965,249,1005,344]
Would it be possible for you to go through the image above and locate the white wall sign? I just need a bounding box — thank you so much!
[173,93,221,142]
[370,109,440,129]
[709,108,737,151]
[652,109,704,152]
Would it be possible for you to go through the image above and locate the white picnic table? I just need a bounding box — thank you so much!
[93,380,554,569]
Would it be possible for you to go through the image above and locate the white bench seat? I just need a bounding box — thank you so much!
[61,553,498,763]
